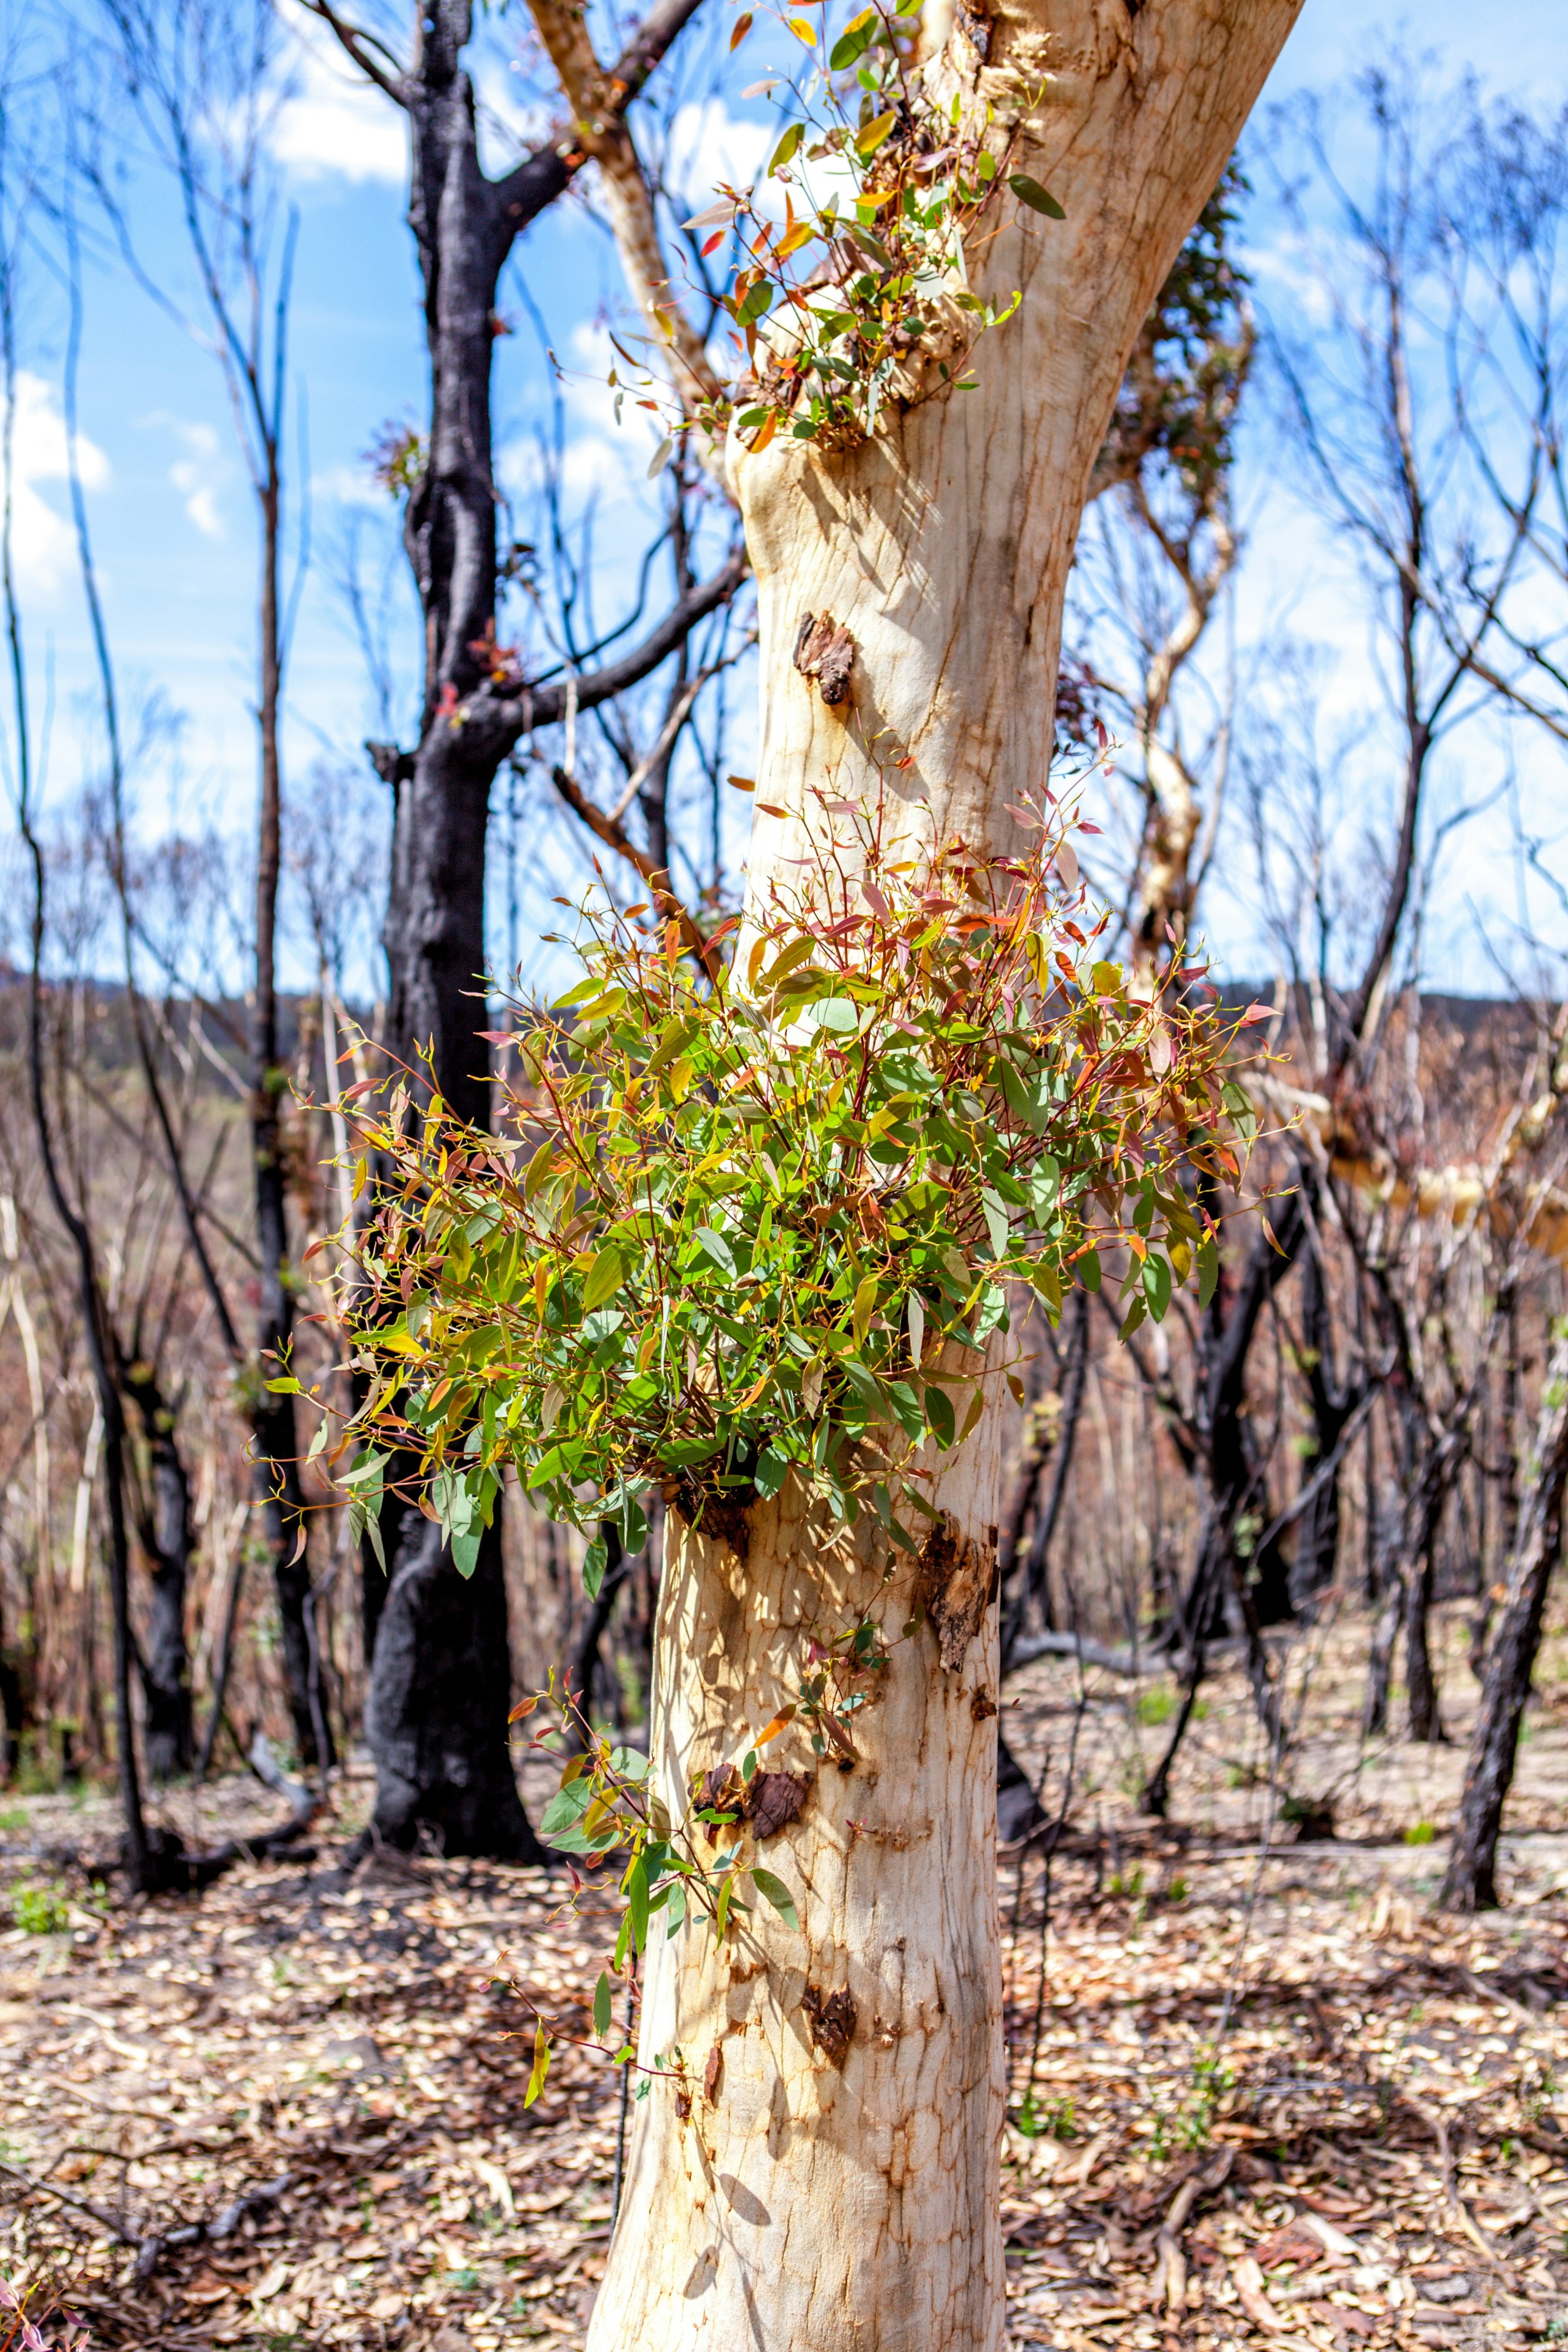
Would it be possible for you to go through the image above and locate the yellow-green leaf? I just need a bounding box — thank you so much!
[524,2021,551,2107]
[581,1245,627,1311]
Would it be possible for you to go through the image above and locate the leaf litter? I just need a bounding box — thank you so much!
[0,1604,1566,2348]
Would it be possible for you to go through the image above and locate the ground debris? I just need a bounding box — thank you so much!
[4,1611,1568,2347]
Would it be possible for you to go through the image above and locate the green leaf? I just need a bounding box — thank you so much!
[1008,173,1065,219]
[749,1866,798,1929]
[855,109,896,158]
[852,1272,879,1351]
[754,1445,788,1500]
[541,1779,594,1836]
[581,1245,627,1312]
[828,7,877,68]
[264,1374,302,1394]
[735,278,775,328]
[973,1282,1008,1344]
[1197,1235,1219,1311]
[1076,1247,1102,1294]
[925,1383,955,1449]
[594,1972,614,2037]
[1141,1250,1172,1324]
[627,1856,650,1952]
[808,997,860,1034]
[693,1227,737,1279]
[583,1534,609,1601]
[769,121,804,175]
[452,1529,482,1578]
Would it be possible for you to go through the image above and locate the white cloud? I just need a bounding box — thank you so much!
[497,427,640,506]
[312,460,387,511]
[0,372,111,593]
[141,415,230,541]
[167,420,225,539]
[270,35,407,186]
[663,99,774,217]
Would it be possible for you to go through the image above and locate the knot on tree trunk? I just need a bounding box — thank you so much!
[801,1982,857,2066]
[792,612,855,706]
[915,1513,994,1671]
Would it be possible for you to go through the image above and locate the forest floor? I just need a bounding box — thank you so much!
[4,1594,1568,2351]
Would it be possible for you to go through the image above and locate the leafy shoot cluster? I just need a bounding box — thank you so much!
[329,790,1254,1588]
[646,0,1064,450]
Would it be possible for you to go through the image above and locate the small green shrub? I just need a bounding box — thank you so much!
[1404,1821,1436,1846]
[11,1882,70,1935]
[1135,1686,1176,1726]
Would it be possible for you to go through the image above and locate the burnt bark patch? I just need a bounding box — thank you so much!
[954,0,993,57]
[744,1769,809,1840]
[792,612,855,706]
[703,2044,724,2105]
[915,1514,994,1671]
[801,1983,857,2066]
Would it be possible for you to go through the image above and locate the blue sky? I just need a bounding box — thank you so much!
[5,0,1566,1003]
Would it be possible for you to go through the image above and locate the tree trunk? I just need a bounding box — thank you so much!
[336,0,727,1852]
[252,453,323,1772]
[1441,1332,1568,1913]
[1363,1561,1402,1739]
[359,4,536,1853]
[589,5,1300,2341]
[1291,1187,1353,1609]
[125,1364,195,1781]
[1403,1529,1442,1742]
[362,1505,540,1856]
[594,1438,1005,2351]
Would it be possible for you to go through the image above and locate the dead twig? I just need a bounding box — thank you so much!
[1149,2144,1233,2314]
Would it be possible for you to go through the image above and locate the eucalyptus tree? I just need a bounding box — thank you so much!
[336,0,1302,2337]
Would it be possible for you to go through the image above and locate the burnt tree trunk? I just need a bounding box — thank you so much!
[1291,1190,1355,1609]
[1441,1332,1568,1912]
[1404,1525,1443,1743]
[354,0,715,1857]
[252,427,322,1771]
[125,1363,195,1781]
[1192,1184,1304,1635]
[359,4,541,1859]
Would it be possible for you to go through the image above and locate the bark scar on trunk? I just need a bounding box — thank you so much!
[745,1768,810,1840]
[953,0,992,60]
[800,1983,857,2066]
[693,1763,810,1842]
[663,1483,751,1561]
[914,1513,995,1671]
[792,611,855,706]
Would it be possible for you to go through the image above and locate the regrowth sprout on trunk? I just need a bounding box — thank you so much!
[314,783,1257,2090]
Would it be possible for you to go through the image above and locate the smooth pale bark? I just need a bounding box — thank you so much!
[741,0,1302,878]
[590,6,1302,2346]
[597,1418,1005,2352]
